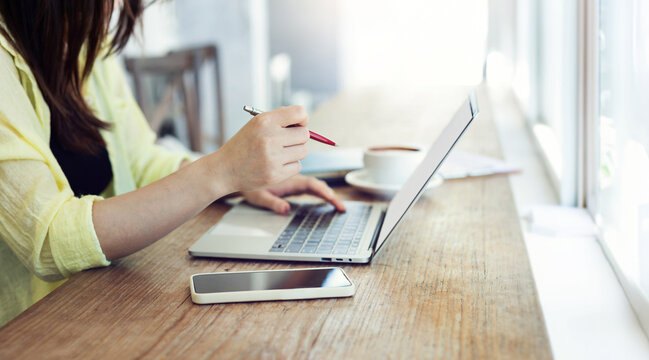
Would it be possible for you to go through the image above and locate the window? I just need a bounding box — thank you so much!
[510,0,579,205]
[510,0,649,334]
[588,0,649,332]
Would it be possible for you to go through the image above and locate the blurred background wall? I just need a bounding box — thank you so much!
[123,0,488,152]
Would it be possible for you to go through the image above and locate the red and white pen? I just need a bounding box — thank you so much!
[243,105,337,146]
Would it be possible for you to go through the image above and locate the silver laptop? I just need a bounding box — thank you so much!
[189,93,479,263]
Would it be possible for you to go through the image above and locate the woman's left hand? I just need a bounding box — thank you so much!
[241,175,346,214]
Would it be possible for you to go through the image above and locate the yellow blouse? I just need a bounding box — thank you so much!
[0,33,190,326]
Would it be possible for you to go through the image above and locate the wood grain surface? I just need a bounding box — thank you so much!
[0,87,552,359]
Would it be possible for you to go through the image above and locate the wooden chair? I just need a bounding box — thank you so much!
[124,45,225,152]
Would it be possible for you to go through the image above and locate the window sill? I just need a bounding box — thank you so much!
[488,86,649,359]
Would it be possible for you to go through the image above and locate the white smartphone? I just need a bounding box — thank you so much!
[190,267,355,304]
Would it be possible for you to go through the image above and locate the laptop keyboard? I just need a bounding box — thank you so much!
[269,203,372,255]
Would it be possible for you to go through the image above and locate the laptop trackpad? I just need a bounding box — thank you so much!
[210,204,291,237]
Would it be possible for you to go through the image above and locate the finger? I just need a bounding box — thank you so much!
[281,126,310,146]
[264,174,309,198]
[281,161,302,179]
[281,144,308,164]
[246,190,291,214]
[275,105,309,128]
[305,178,347,212]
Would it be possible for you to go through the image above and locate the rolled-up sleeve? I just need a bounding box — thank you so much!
[0,157,109,282]
[48,195,109,278]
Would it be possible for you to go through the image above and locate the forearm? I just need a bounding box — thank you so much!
[93,155,230,260]
[93,105,311,260]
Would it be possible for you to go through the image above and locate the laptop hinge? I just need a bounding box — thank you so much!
[368,210,387,256]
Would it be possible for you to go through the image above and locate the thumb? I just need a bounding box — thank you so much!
[245,190,291,214]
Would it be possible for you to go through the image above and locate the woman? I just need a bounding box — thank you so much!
[0,1,345,326]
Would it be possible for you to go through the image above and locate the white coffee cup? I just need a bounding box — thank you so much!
[363,145,425,185]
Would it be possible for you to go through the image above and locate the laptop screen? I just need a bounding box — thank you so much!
[373,93,479,255]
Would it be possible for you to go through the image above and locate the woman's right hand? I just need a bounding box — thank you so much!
[200,105,311,197]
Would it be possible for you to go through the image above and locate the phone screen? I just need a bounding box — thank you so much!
[192,268,352,294]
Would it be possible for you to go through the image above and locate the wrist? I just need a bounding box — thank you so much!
[190,150,237,200]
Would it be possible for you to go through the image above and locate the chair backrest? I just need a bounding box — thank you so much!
[124,45,224,152]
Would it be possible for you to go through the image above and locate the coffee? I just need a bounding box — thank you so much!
[368,146,420,152]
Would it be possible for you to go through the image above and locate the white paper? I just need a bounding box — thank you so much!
[528,205,598,237]
[439,150,520,179]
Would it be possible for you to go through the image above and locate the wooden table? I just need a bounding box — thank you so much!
[0,87,552,359]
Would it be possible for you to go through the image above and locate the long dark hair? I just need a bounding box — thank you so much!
[0,0,144,153]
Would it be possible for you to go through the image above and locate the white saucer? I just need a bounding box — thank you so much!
[345,170,443,198]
